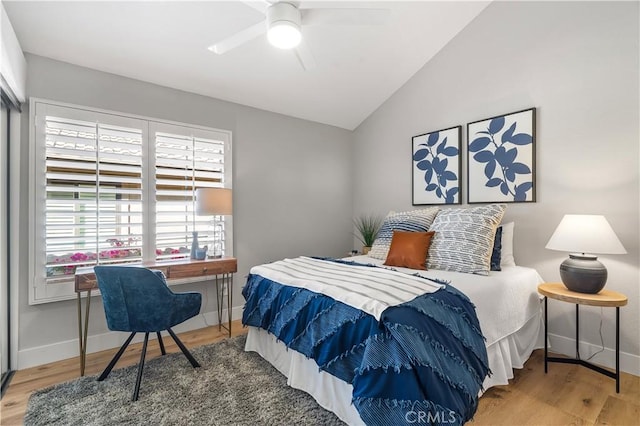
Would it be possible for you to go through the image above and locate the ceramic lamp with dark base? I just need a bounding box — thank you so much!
[546,215,626,295]
[559,254,607,294]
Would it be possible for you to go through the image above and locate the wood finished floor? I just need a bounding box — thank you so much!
[1,321,638,425]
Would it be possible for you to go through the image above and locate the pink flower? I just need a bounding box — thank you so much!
[71,252,88,262]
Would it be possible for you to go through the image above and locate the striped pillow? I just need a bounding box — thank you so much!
[368,207,440,260]
[427,204,506,275]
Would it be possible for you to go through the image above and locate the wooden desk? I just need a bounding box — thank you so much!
[538,283,627,393]
[75,257,237,376]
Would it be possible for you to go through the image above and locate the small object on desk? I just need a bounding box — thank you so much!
[190,231,200,259]
[538,282,627,393]
[194,247,207,260]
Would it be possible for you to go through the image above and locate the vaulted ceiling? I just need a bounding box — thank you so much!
[4,1,490,130]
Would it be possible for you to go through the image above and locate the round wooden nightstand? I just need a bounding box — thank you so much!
[538,283,628,393]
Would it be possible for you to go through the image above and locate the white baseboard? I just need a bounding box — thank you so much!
[19,317,640,377]
[17,306,244,370]
[547,332,640,377]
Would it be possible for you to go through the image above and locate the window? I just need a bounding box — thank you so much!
[29,100,232,304]
[153,122,228,261]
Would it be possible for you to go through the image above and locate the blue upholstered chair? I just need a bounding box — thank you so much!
[93,266,202,401]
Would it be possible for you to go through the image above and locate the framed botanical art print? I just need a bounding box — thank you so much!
[467,108,536,203]
[412,125,461,205]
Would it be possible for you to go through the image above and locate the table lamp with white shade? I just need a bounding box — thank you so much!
[195,188,232,258]
[545,214,626,294]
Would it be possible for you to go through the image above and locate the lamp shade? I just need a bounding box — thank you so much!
[195,188,232,216]
[545,214,626,255]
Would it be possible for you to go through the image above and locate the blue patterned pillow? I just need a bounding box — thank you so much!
[427,204,506,275]
[368,208,440,260]
[490,225,502,271]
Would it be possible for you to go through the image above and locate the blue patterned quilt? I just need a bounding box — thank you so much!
[242,258,489,426]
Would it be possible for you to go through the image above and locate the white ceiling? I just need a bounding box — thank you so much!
[4,1,489,130]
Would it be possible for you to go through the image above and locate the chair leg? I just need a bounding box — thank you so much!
[167,328,200,368]
[132,332,149,402]
[98,332,136,381]
[157,332,166,355]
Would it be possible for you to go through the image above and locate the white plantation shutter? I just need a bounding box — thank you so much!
[154,131,195,260]
[30,100,232,304]
[152,123,229,261]
[37,107,145,293]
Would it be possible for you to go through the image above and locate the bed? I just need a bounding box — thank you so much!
[242,206,545,425]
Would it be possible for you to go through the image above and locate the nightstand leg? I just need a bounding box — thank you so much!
[544,296,548,373]
[616,306,620,393]
[227,273,233,337]
[575,304,580,359]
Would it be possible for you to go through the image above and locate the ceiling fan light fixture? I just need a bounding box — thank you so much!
[267,2,302,50]
[268,22,301,49]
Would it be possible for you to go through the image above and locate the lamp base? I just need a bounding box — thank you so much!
[205,218,224,259]
[559,254,607,294]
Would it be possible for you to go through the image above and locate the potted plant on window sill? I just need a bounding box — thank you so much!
[354,215,383,255]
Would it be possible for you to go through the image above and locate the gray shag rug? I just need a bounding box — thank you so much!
[25,335,345,425]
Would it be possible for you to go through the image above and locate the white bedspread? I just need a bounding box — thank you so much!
[250,256,443,321]
[348,255,544,346]
[246,255,546,424]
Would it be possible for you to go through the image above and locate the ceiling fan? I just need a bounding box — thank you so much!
[208,1,390,70]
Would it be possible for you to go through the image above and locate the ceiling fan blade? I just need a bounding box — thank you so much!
[208,21,267,55]
[294,39,316,71]
[241,0,270,15]
[301,8,390,26]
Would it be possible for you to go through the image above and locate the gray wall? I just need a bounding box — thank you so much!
[13,1,640,372]
[17,54,353,357]
[353,1,639,367]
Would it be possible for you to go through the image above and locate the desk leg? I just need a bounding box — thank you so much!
[215,274,223,333]
[77,289,91,376]
[616,306,620,393]
[544,296,548,374]
[214,273,233,337]
[77,292,83,376]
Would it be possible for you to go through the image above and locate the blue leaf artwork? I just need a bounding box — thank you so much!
[467,108,536,203]
[412,126,461,205]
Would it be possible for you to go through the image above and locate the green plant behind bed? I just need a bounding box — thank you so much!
[353,215,383,248]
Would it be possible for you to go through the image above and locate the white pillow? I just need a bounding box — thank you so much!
[500,222,516,267]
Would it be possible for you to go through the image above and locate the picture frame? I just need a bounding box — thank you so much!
[467,108,536,203]
[412,125,461,205]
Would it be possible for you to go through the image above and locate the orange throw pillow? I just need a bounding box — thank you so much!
[383,231,435,270]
